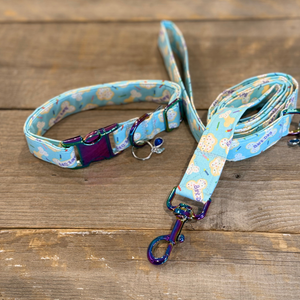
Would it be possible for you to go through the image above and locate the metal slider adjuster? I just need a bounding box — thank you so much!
[128,113,151,148]
[62,123,120,168]
[147,187,211,265]
[164,98,182,132]
[283,108,300,147]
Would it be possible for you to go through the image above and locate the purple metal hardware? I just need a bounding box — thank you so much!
[283,108,300,145]
[147,187,211,265]
[163,98,182,132]
[128,113,150,148]
[288,131,300,136]
[62,123,119,168]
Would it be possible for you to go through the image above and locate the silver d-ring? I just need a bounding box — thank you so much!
[131,137,165,161]
[132,140,154,161]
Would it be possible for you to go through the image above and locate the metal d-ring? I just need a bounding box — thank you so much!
[128,106,165,148]
[128,113,150,148]
[132,137,165,161]
[283,108,300,147]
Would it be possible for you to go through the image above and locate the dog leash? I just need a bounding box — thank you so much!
[23,21,299,265]
[146,21,299,265]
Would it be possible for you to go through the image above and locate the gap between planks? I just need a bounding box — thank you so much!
[3,16,300,24]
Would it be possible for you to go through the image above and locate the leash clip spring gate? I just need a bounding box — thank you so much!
[147,187,211,265]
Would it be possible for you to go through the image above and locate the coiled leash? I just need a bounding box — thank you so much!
[24,21,299,265]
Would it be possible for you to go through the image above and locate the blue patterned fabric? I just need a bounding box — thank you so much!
[24,21,298,203]
[157,21,298,203]
[24,81,181,168]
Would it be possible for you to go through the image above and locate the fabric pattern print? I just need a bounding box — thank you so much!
[134,132,141,141]
[115,137,130,152]
[240,91,254,104]
[219,110,235,127]
[81,103,98,111]
[71,92,84,101]
[186,155,200,175]
[34,147,49,159]
[186,179,207,202]
[198,133,218,153]
[246,128,277,153]
[36,122,45,136]
[49,101,76,127]
[163,45,168,56]
[232,153,246,161]
[147,128,160,139]
[166,108,177,121]
[116,81,138,89]
[219,138,232,154]
[173,67,181,83]
[242,125,253,132]
[158,112,164,123]
[53,152,77,168]
[124,90,142,103]
[140,82,156,89]
[191,119,198,131]
[96,87,114,100]
[209,157,226,176]
[159,108,177,122]
[281,117,290,134]
[230,139,239,150]
[168,122,178,129]
[145,90,171,103]
[40,102,53,114]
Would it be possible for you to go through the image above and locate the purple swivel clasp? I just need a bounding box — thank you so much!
[147,187,211,265]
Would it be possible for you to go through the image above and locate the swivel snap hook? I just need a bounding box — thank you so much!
[147,204,191,265]
[147,187,211,265]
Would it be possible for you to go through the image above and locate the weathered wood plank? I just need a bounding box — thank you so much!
[1,110,300,232]
[1,0,300,22]
[0,229,299,300]
[1,20,300,110]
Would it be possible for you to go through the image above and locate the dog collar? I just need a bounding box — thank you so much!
[24,80,182,168]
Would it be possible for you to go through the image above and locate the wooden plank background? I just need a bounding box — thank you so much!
[1,1,300,299]
[1,0,300,22]
[2,19,300,110]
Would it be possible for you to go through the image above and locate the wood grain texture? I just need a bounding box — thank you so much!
[1,110,300,232]
[0,229,300,300]
[1,0,300,23]
[1,19,300,110]
[2,2,300,298]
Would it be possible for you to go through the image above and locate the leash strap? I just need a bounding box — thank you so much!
[158,21,298,203]
[148,21,298,265]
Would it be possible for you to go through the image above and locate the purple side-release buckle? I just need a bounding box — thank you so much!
[62,123,119,168]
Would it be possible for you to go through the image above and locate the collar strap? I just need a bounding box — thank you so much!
[24,80,181,168]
